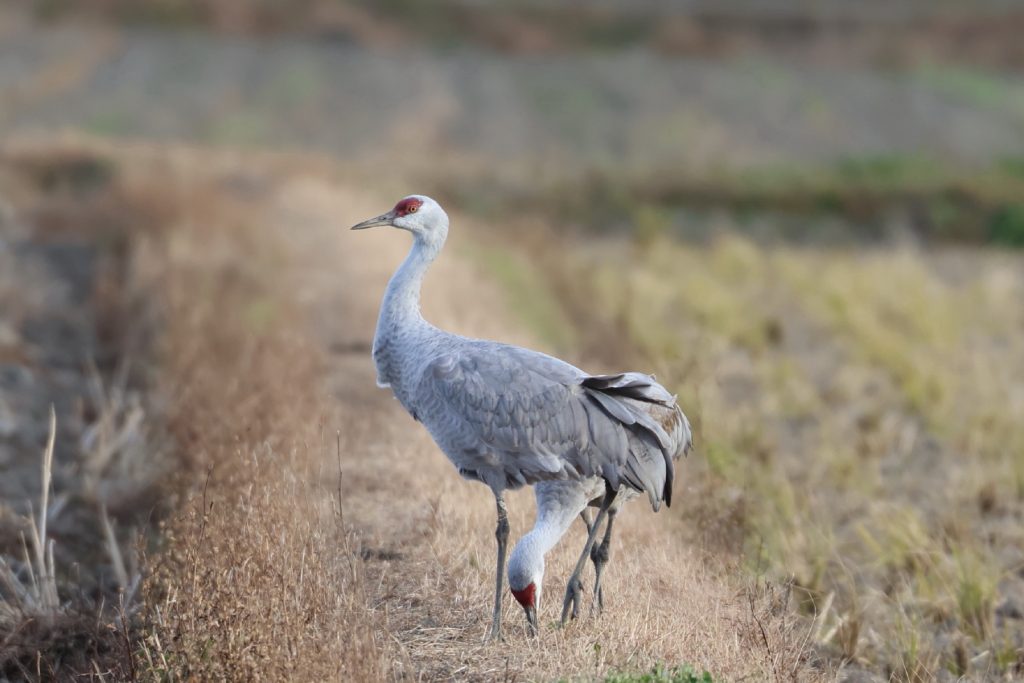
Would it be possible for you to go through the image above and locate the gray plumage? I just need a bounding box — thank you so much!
[413,342,688,507]
[352,195,692,641]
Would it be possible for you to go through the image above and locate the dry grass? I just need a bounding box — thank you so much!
[0,407,59,624]
[521,227,1024,680]
[119,157,386,680]
[0,401,142,678]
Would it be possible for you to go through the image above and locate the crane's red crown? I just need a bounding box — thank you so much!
[394,197,423,217]
[510,582,536,608]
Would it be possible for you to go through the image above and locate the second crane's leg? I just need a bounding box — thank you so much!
[579,509,594,535]
[561,487,617,626]
[488,493,510,642]
[571,509,595,618]
[590,508,617,616]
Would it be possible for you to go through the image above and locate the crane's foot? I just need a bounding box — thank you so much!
[590,579,605,617]
[589,508,616,618]
[560,576,585,625]
[562,486,617,627]
[485,622,504,643]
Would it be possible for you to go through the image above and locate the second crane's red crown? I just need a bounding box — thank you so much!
[510,582,536,608]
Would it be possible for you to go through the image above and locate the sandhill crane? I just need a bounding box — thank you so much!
[352,195,691,641]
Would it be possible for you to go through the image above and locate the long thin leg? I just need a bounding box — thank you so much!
[568,509,596,619]
[590,508,617,616]
[579,509,594,535]
[561,486,617,625]
[487,494,510,642]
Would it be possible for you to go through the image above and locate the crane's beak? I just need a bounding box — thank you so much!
[523,604,538,637]
[350,212,395,230]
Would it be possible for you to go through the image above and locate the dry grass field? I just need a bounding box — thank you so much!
[0,139,813,681]
[3,4,1024,681]
[3,135,1021,682]
[516,228,1024,680]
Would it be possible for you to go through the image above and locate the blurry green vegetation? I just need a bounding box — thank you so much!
[600,664,714,683]
[462,243,578,355]
[989,204,1024,246]
[84,110,135,137]
[916,67,1024,123]
[27,0,1024,71]
[265,62,323,107]
[208,111,271,146]
[465,155,1024,247]
[10,148,117,196]
[35,0,199,26]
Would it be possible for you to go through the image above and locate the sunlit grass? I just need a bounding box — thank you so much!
[777,251,962,424]
[778,248,1024,493]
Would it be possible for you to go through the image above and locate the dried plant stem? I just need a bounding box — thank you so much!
[101,504,130,590]
[28,406,60,613]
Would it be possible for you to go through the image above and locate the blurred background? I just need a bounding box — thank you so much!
[1,1,1024,680]
[4,0,1024,246]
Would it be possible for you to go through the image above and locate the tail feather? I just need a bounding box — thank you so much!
[581,372,689,510]
[581,372,674,404]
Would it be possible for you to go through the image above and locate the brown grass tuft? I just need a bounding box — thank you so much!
[130,159,386,680]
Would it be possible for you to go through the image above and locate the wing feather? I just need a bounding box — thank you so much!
[415,343,689,505]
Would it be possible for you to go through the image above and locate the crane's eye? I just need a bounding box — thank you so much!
[407,205,418,213]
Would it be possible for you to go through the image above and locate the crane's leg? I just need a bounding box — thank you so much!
[561,486,617,626]
[487,493,510,643]
[579,509,594,535]
[589,508,617,616]
[571,509,595,614]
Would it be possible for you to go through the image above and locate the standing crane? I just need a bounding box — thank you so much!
[351,195,691,641]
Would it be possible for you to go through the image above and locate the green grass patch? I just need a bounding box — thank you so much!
[600,664,714,683]
[988,204,1024,246]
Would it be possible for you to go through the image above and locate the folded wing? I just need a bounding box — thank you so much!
[415,343,690,508]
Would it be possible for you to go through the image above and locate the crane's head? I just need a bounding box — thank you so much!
[510,582,539,636]
[508,539,544,636]
[350,195,449,245]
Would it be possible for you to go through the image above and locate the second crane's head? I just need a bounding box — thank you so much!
[351,195,449,247]
[508,540,544,636]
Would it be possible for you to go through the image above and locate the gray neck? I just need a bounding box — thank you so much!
[508,498,576,591]
[377,234,443,336]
